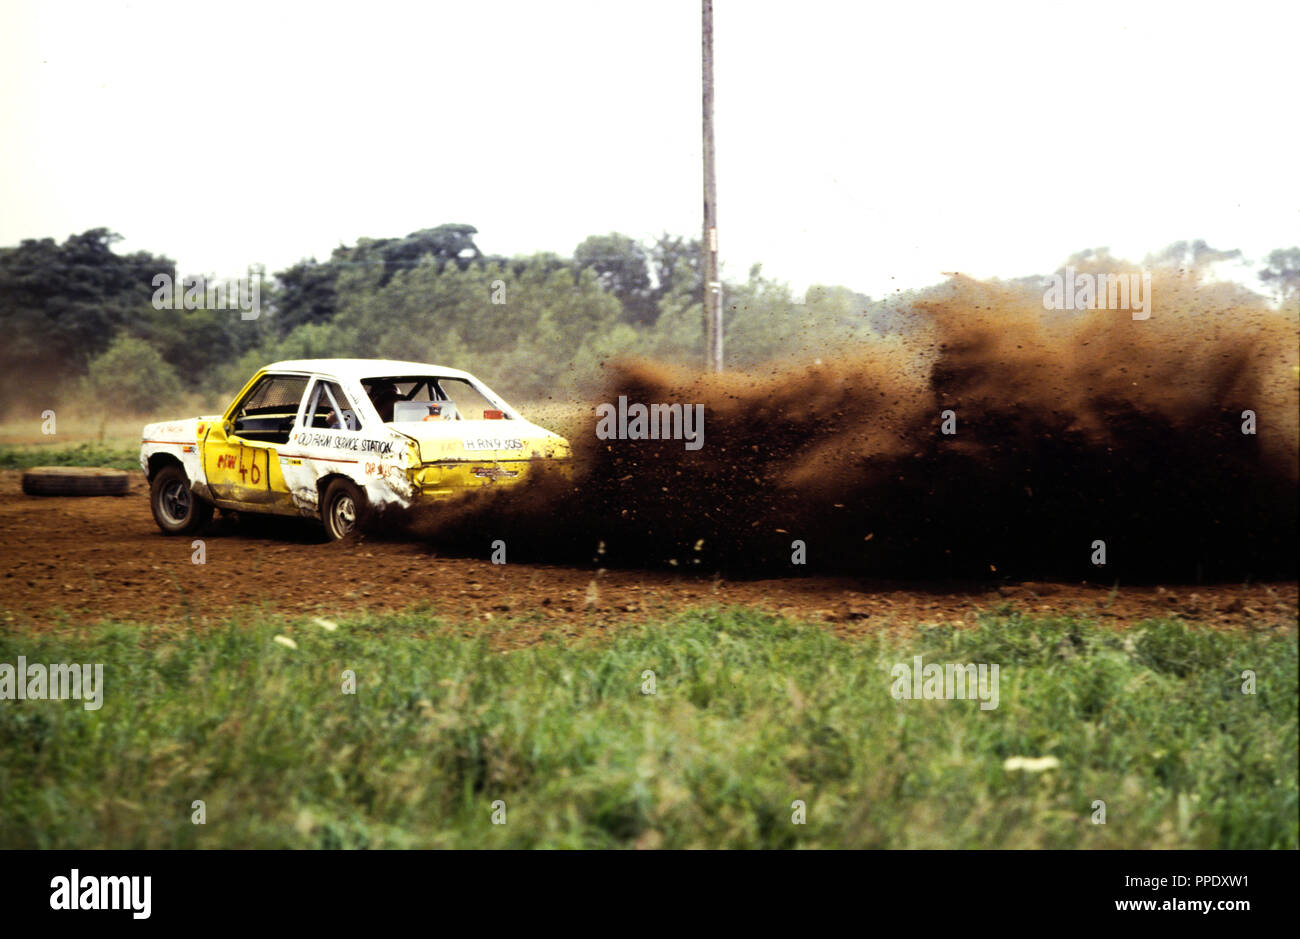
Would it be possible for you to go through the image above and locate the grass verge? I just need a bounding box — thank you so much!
[0,608,1294,848]
[0,442,139,472]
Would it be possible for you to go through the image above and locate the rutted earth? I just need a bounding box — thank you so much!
[0,472,1294,648]
[5,274,1294,646]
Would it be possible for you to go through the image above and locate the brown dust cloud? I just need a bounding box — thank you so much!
[412,272,1298,582]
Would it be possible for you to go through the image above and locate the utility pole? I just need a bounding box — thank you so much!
[702,0,722,372]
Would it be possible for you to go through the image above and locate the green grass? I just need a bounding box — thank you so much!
[0,441,139,471]
[0,609,1294,848]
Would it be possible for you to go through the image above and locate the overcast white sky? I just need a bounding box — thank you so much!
[1,0,1296,298]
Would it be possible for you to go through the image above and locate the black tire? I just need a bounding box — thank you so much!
[22,466,130,496]
[149,464,213,535]
[322,478,367,541]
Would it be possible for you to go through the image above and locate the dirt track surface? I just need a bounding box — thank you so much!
[0,472,1294,645]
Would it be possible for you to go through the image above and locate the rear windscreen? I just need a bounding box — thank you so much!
[364,376,509,421]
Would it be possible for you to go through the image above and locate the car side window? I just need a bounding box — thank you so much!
[306,379,361,431]
[232,375,308,444]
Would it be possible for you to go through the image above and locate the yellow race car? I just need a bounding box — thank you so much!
[141,359,571,539]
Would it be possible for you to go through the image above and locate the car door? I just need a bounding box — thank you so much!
[204,372,308,510]
[286,376,371,473]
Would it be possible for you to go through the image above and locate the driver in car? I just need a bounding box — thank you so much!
[324,382,398,429]
[365,381,401,423]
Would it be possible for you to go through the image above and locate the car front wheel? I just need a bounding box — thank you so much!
[150,464,213,535]
[322,478,367,541]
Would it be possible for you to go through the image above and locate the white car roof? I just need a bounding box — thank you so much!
[263,359,477,382]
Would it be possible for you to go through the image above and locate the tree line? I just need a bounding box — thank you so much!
[0,224,1294,415]
[0,223,877,413]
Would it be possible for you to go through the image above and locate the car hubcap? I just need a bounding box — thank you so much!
[161,480,190,522]
[332,495,356,536]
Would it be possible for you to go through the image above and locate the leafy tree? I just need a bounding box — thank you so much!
[269,224,488,336]
[1259,247,1300,308]
[574,233,654,324]
[271,258,341,336]
[127,296,261,391]
[503,252,571,280]
[379,224,483,278]
[82,334,183,414]
[639,254,704,361]
[0,228,174,410]
[349,224,485,286]
[2,222,908,413]
[320,253,624,401]
[1144,240,1242,271]
[649,232,702,311]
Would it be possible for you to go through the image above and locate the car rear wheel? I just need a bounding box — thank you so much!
[322,478,366,541]
[150,464,213,535]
